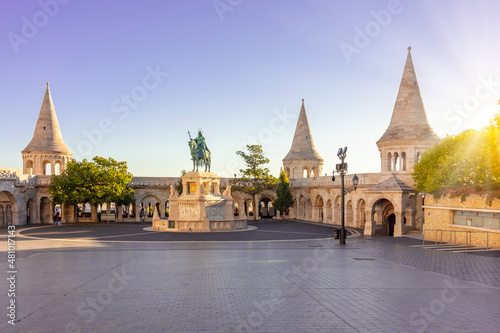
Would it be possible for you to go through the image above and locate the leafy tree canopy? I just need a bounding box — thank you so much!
[231,145,278,220]
[412,111,500,202]
[49,157,134,206]
[273,168,295,213]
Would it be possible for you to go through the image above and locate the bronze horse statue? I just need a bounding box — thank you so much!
[188,131,211,172]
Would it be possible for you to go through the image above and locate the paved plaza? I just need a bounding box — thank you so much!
[1,220,500,333]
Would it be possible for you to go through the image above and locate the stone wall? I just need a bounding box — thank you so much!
[423,194,500,248]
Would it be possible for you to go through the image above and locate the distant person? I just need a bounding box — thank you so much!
[140,208,145,223]
[54,209,61,226]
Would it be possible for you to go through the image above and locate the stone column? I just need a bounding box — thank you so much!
[91,205,98,223]
[322,206,327,224]
[363,209,376,235]
[161,203,166,218]
[238,200,245,218]
[311,206,318,222]
[135,200,141,222]
[393,211,405,237]
[117,205,123,223]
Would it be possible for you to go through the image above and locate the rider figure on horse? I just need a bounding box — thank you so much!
[188,129,211,172]
[194,130,210,160]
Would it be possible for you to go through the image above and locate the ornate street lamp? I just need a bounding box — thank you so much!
[332,147,358,244]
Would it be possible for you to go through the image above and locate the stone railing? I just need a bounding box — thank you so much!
[289,173,380,188]
[129,177,179,187]
[0,168,37,186]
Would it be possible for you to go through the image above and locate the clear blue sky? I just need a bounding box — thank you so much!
[1,0,499,177]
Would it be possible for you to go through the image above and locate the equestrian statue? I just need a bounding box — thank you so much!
[188,129,211,172]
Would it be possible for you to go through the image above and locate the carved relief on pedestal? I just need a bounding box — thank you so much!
[207,204,224,220]
[179,201,200,219]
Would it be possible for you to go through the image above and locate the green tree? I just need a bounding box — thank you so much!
[273,168,295,215]
[175,169,187,195]
[49,157,134,220]
[231,145,278,221]
[412,111,500,202]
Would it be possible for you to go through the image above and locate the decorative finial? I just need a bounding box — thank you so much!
[407,46,411,51]
[46,82,49,87]
[302,99,304,103]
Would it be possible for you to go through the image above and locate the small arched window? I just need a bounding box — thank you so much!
[394,153,400,171]
[43,161,52,175]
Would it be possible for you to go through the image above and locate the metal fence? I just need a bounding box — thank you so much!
[423,229,492,250]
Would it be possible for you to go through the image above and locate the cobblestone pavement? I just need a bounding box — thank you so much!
[0,221,499,332]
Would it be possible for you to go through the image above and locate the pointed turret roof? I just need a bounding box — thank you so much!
[377,47,439,145]
[283,99,323,161]
[23,83,73,155]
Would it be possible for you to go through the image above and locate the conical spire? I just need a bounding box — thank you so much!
[23,83,73,154]
[377,47,439,144]
[283,99,323,161]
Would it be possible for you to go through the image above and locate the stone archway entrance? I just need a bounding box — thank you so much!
[0,191,18,226]
[387,213,395,236]
[372,198,395,237]
[259,197,274,218]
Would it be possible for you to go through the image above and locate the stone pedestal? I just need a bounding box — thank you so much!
[153,171,247,232]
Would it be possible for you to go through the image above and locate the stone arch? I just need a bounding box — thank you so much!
[387,153,392,171]
[311,167,318,178]
[26,160,34,175]
[357,199,366,229]
[371,198,395,236]
[26,198,37,224]
[233,202,239,217]
[303,167,309,178]
[314,195,324,222]
[292,167,298,178]
[326,199,333,223]
[244,198,254,217]
[54,160,63,175]
[285,167,290,178]
[334,195,341,223]
[416,151,421,163]
[346,200,353,226]
[306,199,312,220]
[0,191,19,226]
[40,196,51,224]
[43,160,52,175]
[259,196,274,218]
[393,153,400,171]
[401,152,407,171]
[298,195,306,219]
[141,194,160,217]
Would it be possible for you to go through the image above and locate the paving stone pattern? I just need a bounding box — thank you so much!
[0,222,499,332]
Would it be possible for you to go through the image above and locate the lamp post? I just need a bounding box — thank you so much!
[332,147,359,244]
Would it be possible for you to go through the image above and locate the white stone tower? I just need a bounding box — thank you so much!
[22,83,73,175]
[377,47,439,184]
[283,99,323,179]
